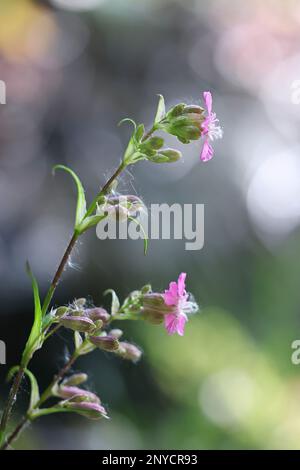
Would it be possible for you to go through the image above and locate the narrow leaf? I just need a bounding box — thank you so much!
[104,289,120,316]
[154,94,165,124]
[53,165,86,230]
[22,263,43,365]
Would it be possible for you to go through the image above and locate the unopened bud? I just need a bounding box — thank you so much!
[85,307,110,324]
[61,401,108,420]
[60,315,95,333]
[140,136,164,156]
[97,195,144,221]
[150,149,182,164]
[55,306,69,318]
[116,342,142,363]
[109,329,123,339]
[89,335,119,351]
[62,373,88,387]
[56,385,100,403]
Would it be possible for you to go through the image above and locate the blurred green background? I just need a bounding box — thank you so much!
[1,0,300,450]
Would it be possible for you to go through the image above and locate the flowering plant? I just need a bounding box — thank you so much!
[0,92,222,450]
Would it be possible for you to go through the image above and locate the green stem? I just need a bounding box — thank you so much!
[0,367,24,446]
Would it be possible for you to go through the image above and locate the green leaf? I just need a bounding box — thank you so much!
[119,119,142,164]
[21,263,43,366]
[135,124,145,143]
[128,216,148,255]
[8,366,40,411]
[118,118,137,131]
[104,289,120,316]
[74,331,83,350]
[76,214,107,235]
[154,94,165,124]
[53,165,86,230]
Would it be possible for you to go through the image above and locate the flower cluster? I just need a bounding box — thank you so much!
[52,273,197,373]
[52,373,108,420]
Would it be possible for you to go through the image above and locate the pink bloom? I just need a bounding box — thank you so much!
[163,273,197,336]
[200,91,223,162]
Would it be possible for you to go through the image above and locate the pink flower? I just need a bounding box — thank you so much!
[163,273,197,336]
[200,91,223,162]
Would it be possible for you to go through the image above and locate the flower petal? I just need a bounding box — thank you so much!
[177,313,188,336]
[164,313,178,335]
[177,272,186,297]
[200,139,214,162]
[203,91,212,115]
[164,281,179,306]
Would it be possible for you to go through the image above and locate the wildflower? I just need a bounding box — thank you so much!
[163,272,197,336]
[61,400,108,420]
[200,91,223,162]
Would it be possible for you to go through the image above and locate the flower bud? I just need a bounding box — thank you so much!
[149,149,182,164]
[85,307,110,324]
[61,401,108,420]
[60,315,95,333]
[116,342,142,363]
[140,136,164,156]
[61,373,88,387]
[97,195,144,221]
[56,385,100,403]
[109,328,123,339]
[89,335,119,351]
[55,306,70,318]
